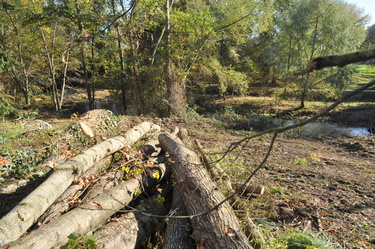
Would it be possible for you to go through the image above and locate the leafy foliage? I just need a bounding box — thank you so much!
[60,232,97,249]
[271,0,368,106]
[0,149,44,179]
[0,0,371,115]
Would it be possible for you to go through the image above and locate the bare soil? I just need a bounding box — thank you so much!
[0,95,374,248]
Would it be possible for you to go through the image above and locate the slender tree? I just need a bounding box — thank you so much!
[0,0,37,107]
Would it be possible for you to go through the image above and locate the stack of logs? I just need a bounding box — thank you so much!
[0,122,264,249]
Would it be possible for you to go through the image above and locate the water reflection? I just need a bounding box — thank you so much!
[248,117,371,138]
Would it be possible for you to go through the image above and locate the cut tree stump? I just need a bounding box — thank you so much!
[158,132,253,249]
[0,122,160,246]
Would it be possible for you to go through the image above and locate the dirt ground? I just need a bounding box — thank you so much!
[0,97,374,248]
[114,106,375,248]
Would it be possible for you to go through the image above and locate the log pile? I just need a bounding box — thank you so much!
[0,121,264,249]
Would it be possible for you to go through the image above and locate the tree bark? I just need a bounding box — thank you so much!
[0,122,160,246]
[313,49,375,69]
[6,179,140,249]
[158,133,253,249]
[4,142,169,249]
[295,49,375,75]
[163,184,195,249]
[94,212,138,249]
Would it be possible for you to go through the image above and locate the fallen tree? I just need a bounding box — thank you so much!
[0,121,160,246]
[159,132,254,249]
[37,155,115,226]
[93,212,138,249]
[6,179,140,249]
[4,137,169,248]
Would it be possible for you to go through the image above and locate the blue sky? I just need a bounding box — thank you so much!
[346,0,375,26]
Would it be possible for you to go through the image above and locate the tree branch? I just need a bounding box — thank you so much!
[294,49,375,76]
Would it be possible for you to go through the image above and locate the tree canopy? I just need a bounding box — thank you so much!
[0,0,371,116]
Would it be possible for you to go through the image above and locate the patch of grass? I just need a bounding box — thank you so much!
[0,120,25,144]
[282,232,335,249]
[294,157,308,166]
[258,226,338,249]
[269,185,285,197]
[351,65,375,89]
[356,64,375,74]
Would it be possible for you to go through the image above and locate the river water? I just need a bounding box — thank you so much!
[249,117,371,137]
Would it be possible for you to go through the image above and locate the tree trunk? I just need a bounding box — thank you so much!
[313,49,375,69]
[7,179,140,249]
[163,184,195,249]
[59,52,70,111]
[94,212,138,249]
[164,127,196,249]
[0,122,160,246]
[37,152,118,226]
[158,133,253,249]
[300,89,306,109]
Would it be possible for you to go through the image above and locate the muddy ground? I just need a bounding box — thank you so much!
[0,96,374,248]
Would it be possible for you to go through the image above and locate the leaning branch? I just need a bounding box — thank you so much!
[294,49,375,76]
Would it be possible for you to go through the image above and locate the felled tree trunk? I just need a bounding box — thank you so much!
[163,184,195,249]
[0,122,160,246]
[7,179,140,249]
[164,129,195,249]
[94,212,139,249]
[37,155,114,226]
[158,133,253,249]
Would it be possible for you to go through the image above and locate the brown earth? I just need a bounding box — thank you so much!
[0,97,374,248]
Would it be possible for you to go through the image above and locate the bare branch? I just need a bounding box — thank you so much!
[294,49,375,76]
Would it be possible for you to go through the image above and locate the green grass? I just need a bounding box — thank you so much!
[351,64,375,90]
[0,120,28,144]
[356,64,375,74]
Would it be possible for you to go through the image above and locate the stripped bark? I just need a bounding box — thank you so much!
[6,179,140,249]
[158,133,253,249]
[0,122,160,246]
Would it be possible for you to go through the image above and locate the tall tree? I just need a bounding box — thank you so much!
[272,0,369,107]
[0,0,39,107]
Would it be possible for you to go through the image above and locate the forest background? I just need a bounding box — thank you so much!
[0,0,375,118]
[1,1,375,248]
